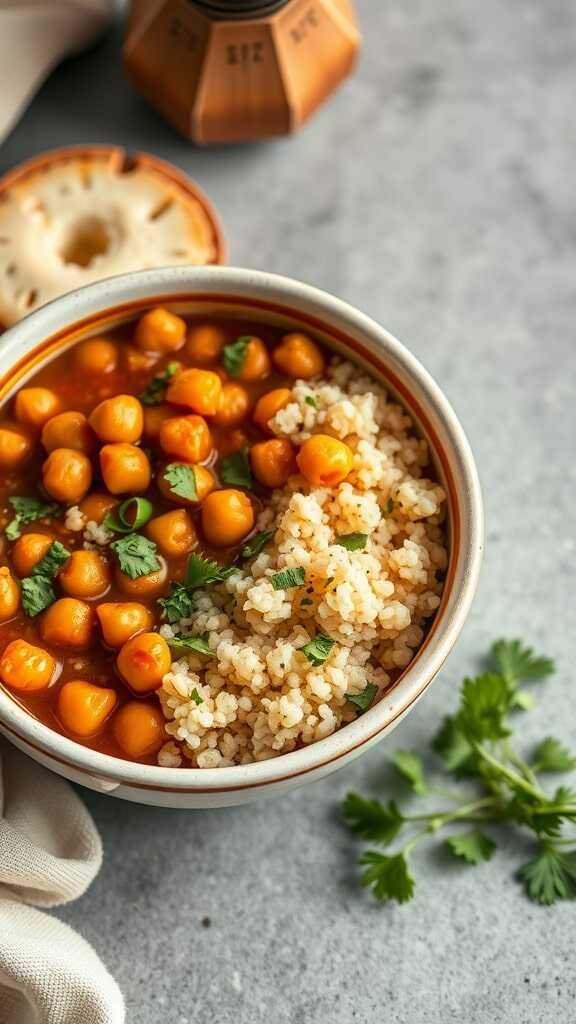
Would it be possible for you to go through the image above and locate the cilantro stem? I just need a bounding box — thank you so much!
[502,740,539,787]
[403,797,500,829]
[473,742,545,801]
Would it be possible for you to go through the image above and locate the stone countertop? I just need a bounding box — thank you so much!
[1,1,575,1021]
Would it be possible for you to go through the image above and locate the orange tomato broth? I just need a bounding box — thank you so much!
[0,313,318,763]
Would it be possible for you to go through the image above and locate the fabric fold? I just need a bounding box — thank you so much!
[0,739,124,1024]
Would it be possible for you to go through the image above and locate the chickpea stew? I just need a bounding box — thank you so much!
[0,308,448,768]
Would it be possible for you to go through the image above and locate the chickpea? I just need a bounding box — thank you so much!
[117,631,172,693]
[74,337,118,375]
[112,701,166,759]
[157,463,215,507]
[218,428,248,458]
[15,387,62,430]
[122,344,158,374]
[96,601,154,648]
[213,382,250,427]
[57,680,117,737]
[41,411,96,454]
[236,337,271,382]
[115,558,167,599]
[273,333,324,379]
[253,388,293,434]
[142,403,173,442]
[59,550,111,599]
[145,510,197,558]
[296,434,353,487]
[0,424,34,469]
[42,448,93,503]
[159,415,212,463]
[89,395,143,444]
[40,598,95,649]
[99,443,151,494]
[0,638,56,692]
[166,368,222,416]
[0,567,20,621]
[201,489,254,547]
[79,492,118,525]
[186,324,226,364]
[12,532,54,577]
[135,308,186,353]
[251,438,296,488]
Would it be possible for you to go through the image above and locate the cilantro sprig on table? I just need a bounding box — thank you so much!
[342,639,576,907]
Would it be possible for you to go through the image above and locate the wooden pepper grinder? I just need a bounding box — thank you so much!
[123,0,360,144]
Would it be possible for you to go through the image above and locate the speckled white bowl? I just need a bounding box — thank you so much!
[0,267,483,807]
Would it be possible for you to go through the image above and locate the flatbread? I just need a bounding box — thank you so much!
[0,145,225,325]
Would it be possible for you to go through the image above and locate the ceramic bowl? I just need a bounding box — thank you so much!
[0,267,483,807]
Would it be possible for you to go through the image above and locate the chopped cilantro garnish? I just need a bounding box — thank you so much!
[21,575,56,617]
[222,337,250,378]
[164,464,198,502]
[241,530,274,559]
[167,633,212,657]
[302,632,335,666]
[347,682,378,714]
[305,396,317,408]
[185,553,238,590]
[158,583,195,624]
[270,567,305,591]
[32,541,70,578]
[111,534,160,579]
[5,497,59,541]
[336,532,368,552]
[139,362,180,406]
[190,688,204,706]
[220,447,252,489]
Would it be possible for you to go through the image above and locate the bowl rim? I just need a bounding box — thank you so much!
[0,266,484,793]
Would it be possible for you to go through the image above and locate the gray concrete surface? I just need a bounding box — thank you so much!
[2,1,576,1021]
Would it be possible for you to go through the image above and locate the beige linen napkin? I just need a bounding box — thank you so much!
[0,1,114,145]
[0,739,124,1023]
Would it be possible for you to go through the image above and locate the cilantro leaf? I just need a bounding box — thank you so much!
[519,844,576,905]
[301,632,335,666]
[111,534,160,579]
[190,688,203,706]
[139,361,180,405]
[5,497,59,541]
[346,683,378,714]
[222,337,249,378]
[158,583,196,624]
[359,851,415,904]
[220,447,252,489]
[393,750,428,795]
[445,830,496,865]
[32,540,70,578]
[342,792,404,844]
[459,672,513,742]
[167,633,212,657]
[304,395,316,408]
[270,567,305,591]
[432,715,477,776]
[164,463,198,502]
[335,533,368,552]
[240,530,274,559]
[492,639,555,685]
[532,738,576,774]
[185,554,238,590]
[21,575,56,617]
